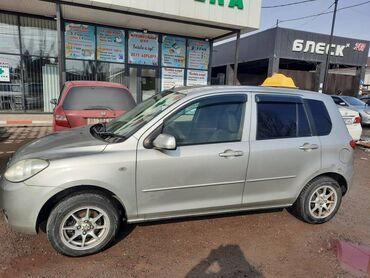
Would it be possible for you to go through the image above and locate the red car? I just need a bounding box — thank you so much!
[52,81,136,132]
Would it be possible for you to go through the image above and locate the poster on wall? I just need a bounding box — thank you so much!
[186,70,208,86]
[128,32,158,65]
[162,68,185,90]
[97,27,125,63]
[162,36,186,68]
[0,62,10,82]
[187,39,210,70]
[65,23,95,60]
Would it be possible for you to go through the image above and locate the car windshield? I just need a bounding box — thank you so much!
[342,96,366,107]
[103,90,185,139]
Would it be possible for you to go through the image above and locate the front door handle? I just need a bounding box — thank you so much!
[299,143,319,151]
[219,149,244,158]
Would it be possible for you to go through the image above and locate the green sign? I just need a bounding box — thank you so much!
[195,0,244,10]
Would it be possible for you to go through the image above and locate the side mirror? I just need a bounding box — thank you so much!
[50,98,58,105]
[153,134,177,150]
[339,102,347,106]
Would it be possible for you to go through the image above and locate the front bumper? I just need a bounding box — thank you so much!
[0,178,54,234]
[361,113,370,125]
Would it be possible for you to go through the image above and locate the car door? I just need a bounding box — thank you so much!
[136,94,250,219]
[243,94,321,208]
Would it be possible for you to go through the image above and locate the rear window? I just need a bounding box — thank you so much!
[306,99,332,136]
[63,87,136,110]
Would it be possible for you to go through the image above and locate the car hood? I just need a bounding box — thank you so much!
[10,126,107,164]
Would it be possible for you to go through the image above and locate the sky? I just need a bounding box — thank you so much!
[259,0,370,41]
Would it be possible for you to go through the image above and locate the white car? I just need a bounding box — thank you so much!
[338,106,362,140]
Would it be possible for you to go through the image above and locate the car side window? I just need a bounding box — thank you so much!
[256,95,312,140]
[306,99,332,136]
[332,97,341,105]
[162,95,246,146]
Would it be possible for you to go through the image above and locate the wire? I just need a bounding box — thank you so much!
[297,2,335,27]
[262,0,318,9]
[279,0,370,24]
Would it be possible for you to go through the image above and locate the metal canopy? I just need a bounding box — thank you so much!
[0,0,251,40]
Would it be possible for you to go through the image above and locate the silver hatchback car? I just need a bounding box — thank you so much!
[0,86,354,256]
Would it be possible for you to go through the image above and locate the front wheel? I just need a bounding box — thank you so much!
[47,192,120,257]
[291,176,342,224]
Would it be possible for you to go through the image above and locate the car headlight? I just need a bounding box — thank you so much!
[4,159,49,183]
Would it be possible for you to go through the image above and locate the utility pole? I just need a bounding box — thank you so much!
[322,0,339,93]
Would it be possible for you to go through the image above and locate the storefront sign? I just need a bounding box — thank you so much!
[187,70,208,86]
[292,39,350,57]
[187,40,210,70]
[162,36,186,68]
[0,63,10,82]
[65,23,95,60]
[128,32,159,66]
[195,0,244,10]
[162,68,185,90]
[97,27,125,63]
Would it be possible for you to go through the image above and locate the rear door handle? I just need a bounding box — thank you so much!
[219,149,244,158]
[299,143,319,151]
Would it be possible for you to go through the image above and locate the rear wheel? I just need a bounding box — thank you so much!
[47,192,120,257]
[291,176,342,224]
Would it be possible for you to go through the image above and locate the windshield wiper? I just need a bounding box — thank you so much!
[84,106,113,111]
[95,131,127,139]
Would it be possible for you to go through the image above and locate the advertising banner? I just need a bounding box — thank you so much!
[187,39,210,70]
[0,63,10,82]
[128,32,159,65]
[162,68,185,90]
[186,70,208,86]
[97,27,125,63]
[65,23,95,60]
[162,36,186,68]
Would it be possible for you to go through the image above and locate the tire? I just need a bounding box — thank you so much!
[47,192,120,257]
[290,176,342,224]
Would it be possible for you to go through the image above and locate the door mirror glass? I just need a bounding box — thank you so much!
[153,134,177,150]
[50,98,58,105]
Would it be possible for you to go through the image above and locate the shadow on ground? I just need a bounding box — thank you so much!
[186,244,263,278]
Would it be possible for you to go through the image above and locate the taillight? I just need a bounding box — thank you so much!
[350,140,356,150]
[54,110,70,128]
[354,116,362,124]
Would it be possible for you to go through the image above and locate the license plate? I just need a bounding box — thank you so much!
[344,118,353,125]
[87,118,113,125]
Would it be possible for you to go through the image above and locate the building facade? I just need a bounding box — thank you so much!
[0,0,261,113]
[212,27,369,96]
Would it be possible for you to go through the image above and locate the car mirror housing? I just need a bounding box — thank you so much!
[50,98,58,105]
[153,134,177,150]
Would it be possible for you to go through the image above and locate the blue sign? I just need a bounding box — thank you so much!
[128,32,159,66]
[65,23,95,60]
[162,36,186,68]
[97,27,125,63]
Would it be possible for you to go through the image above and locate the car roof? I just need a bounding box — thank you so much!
[66,81,128,89]
[174,85,330,100]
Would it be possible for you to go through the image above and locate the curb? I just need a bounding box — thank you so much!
[0,120,52,126]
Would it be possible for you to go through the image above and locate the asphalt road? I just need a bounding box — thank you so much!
[0,126,369,278]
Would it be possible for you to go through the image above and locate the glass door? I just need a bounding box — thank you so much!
[129,67,159,103]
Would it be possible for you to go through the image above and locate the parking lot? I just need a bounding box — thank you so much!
[0,126,369,278]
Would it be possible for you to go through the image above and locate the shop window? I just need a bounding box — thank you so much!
[66,59,95,81]
[0,13,20,54]
[97,62,126,85]
[23,56,58,112]
[0,54,22,111]
[20,16,57,57]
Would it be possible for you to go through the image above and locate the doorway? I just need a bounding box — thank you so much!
[129,67,159,103]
